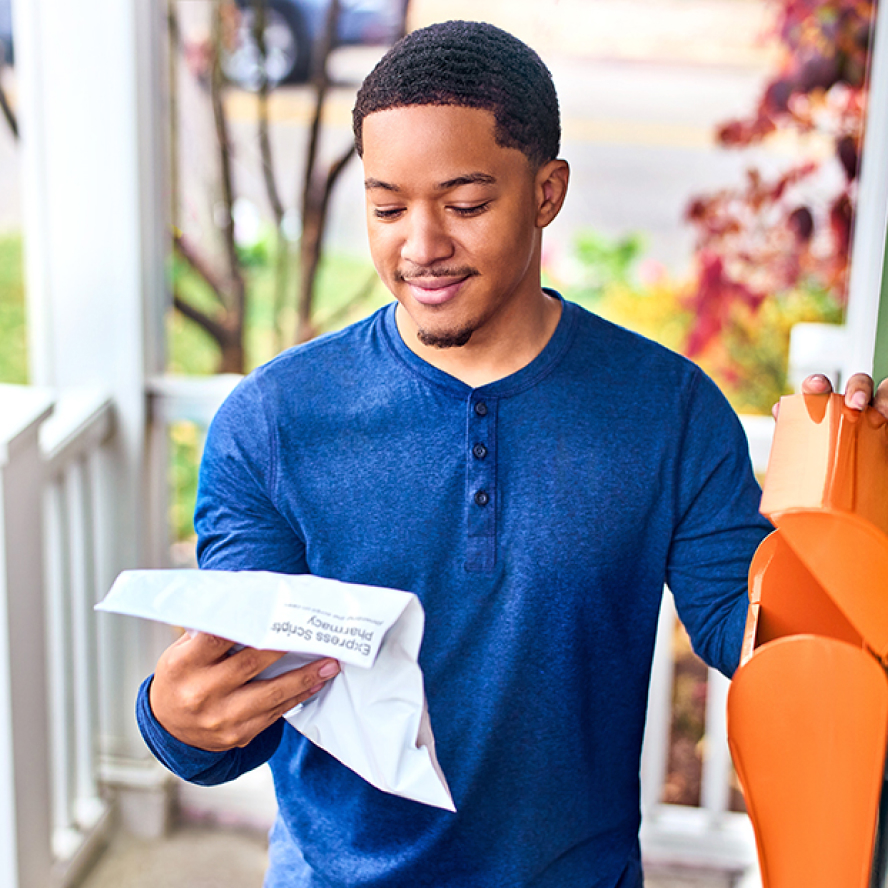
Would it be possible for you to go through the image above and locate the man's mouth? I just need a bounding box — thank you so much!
[396,268,479,306]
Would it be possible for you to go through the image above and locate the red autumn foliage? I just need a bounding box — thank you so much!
[684,0,876,357]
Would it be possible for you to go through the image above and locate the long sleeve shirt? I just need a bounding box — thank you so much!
[137,295,771,888]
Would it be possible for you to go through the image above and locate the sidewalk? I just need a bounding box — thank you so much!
[79,826,268,888]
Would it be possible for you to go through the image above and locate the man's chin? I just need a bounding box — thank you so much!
[416,327,474,349]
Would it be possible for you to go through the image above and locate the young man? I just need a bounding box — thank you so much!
[140,20,885,888]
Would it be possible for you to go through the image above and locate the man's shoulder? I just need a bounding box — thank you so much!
[559,300,742,433]
[565,300,701,384]
[212,306,395,427]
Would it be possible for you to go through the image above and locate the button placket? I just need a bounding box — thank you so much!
[466,396,497,571]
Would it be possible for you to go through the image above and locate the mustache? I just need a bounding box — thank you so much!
[394,266,480,283]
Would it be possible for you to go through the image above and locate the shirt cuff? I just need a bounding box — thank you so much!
[136,674,283,785]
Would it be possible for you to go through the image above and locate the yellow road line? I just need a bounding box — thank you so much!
[223,90,833,156]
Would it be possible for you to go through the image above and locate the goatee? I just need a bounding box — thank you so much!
[416,326,474,349]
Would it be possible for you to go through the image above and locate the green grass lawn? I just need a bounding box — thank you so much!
[0,233,28,384]
[169,247,391,376]
[0,230,391,384]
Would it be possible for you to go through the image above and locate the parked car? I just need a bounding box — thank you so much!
[223,0,404,89]
[0,0,13,67]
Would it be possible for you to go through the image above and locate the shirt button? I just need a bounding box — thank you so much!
[474,402,488,417]
[474,490,490,506]
[472,443,488,459]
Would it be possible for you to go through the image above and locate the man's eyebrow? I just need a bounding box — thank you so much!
[364,178,399,192]
[437,173,497,190]
[363,173,497,192]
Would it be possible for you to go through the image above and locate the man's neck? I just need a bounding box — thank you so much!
[395,291,562,388]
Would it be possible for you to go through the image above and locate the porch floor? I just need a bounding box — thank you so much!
[78,824,738,888]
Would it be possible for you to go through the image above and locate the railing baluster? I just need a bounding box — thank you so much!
[66,457,103,830]
[701,667,731,822]
[44,476,80,860]
[641,588,677,815]
[88,446,113,752]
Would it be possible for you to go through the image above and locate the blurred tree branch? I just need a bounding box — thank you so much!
[170,0,412,371]
[173,230,231,307]
[294,0,346,343]
[209,0,248,371]
[172,288,231,344]
[294,0,411,343]
[168,0,247,373]
[0,54,17,139]
[251,0,292,353]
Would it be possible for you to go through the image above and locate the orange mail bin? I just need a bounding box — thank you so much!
[727,393,888,888]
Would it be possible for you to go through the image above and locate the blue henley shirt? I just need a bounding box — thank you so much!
[137,295,771,887]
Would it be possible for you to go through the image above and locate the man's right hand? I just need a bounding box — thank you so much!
[149,631,340,751]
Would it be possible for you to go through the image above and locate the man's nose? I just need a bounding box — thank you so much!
[401,207,454,267]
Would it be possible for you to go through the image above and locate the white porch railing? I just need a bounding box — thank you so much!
[0,377,775,888]
[0,385,171,888]
[0,386,120,888]
[640,590,759,884]
[40,391,117,879]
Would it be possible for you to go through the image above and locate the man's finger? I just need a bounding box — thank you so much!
[774,373,834,420]
[798,373,834,395]
[224,647,341,688]
[170,631,238,666]
[872,377,888,421]
[843,371,875,411]
[224,659,341,747]
[259,657,340,700]
[222,645,291,683]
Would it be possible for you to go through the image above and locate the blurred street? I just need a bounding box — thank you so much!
[0,0,801,275]
[214,0,787,274]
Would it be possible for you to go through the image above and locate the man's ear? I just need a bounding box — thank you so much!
[535,159,570,228]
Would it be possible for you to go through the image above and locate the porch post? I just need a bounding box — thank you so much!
[13,0,174,834]
[871,228,888,384]
[843,0,888,380]
[0,388,55,888]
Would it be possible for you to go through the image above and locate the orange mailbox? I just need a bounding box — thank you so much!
[727,393,888,888]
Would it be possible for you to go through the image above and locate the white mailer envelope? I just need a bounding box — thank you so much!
[96,569,455,811]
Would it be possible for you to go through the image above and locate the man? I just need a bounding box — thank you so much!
[139,20,886,888]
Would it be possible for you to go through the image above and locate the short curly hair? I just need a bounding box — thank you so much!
[353,20,560,168]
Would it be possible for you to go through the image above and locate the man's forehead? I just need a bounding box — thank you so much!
[361,104,499,142]
[360,104,529,181]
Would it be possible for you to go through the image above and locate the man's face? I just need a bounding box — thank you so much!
[361,105,557,352]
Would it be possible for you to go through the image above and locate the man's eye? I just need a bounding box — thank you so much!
[451,202,491,217]
[373,207,404,220]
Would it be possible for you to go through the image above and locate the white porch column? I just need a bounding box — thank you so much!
[13,0,174,831]
[843,0,888,380]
